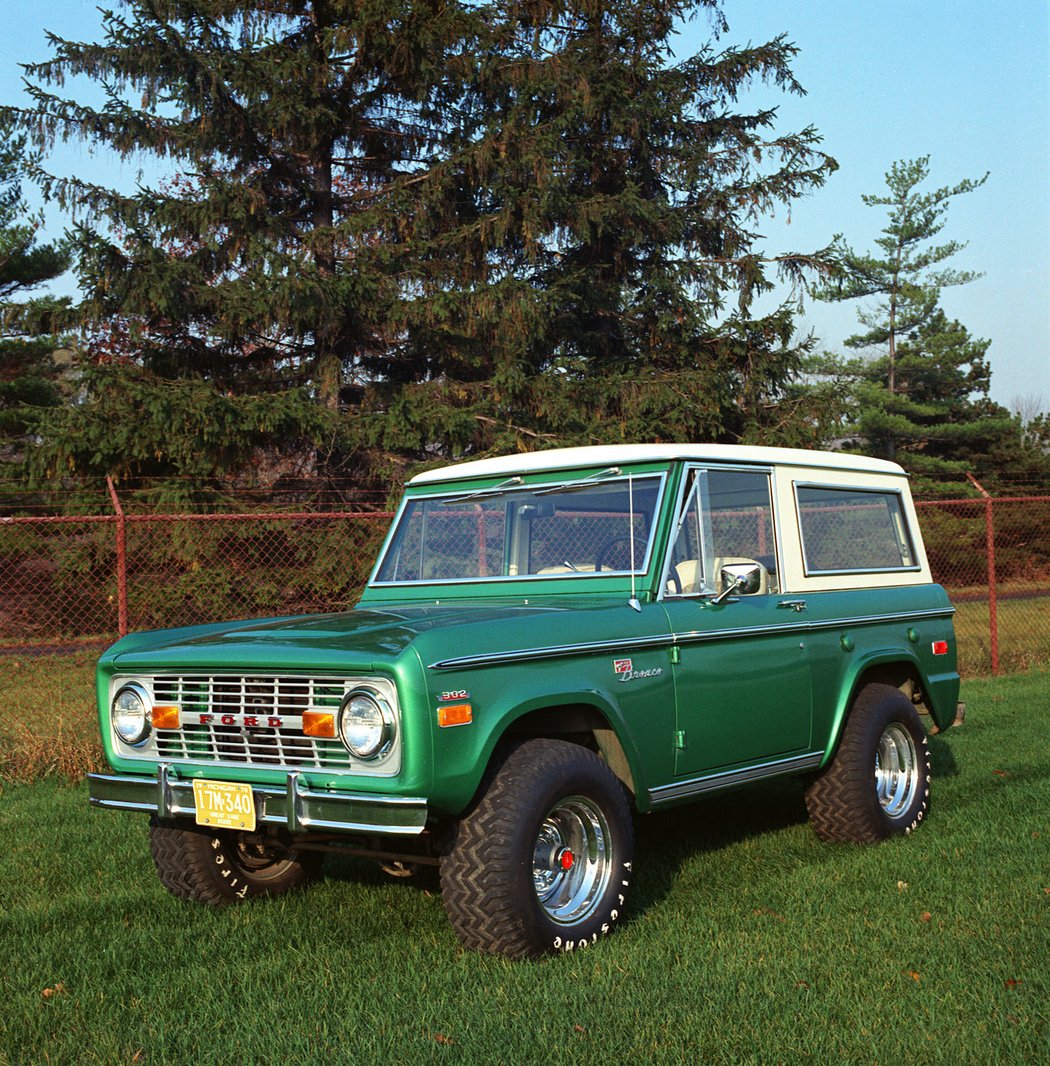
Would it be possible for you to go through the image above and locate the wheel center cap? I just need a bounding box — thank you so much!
[558,848,575,871]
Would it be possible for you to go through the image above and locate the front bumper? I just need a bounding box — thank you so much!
[87,764,428,836]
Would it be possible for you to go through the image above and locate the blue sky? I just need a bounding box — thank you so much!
[1,0,1047,410]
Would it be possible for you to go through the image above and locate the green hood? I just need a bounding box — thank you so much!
[102,602,577,673]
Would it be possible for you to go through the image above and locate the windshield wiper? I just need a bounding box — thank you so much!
[440,476,523,504]
[534,467,622,496]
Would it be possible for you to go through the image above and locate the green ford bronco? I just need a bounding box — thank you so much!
[89,445,961,957]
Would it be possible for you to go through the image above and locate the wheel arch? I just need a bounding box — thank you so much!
[823,652,930,766]
[499,701,640,802]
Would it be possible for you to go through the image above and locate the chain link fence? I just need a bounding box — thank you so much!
[915,495,1050,674]
[2,483,1048,675]
[1,480,393,650]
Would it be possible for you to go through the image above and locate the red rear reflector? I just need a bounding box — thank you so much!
[438,703,473,728]
[932,641,949,656]
[303,710,337,738]
[152,704,181,729]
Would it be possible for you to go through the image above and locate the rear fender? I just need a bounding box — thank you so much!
[822,651,927,766]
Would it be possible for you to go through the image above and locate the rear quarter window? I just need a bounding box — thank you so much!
[795,485,918,574]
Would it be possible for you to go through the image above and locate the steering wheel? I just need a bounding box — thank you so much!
[594,535,648,573]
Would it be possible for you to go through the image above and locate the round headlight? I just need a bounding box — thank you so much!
[339,690,394,759]
[112,683,151,745]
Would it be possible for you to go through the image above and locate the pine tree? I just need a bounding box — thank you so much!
[0,122,71,469]
[7,0,837,482]
[386,0,838,455]
[812,310,1022,489]
[7,0,484,484]
[807,156,1050,491]
[815,157,988,400]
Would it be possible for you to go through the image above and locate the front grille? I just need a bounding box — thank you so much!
[150,674,355,770]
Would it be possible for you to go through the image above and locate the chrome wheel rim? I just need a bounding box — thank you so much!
[875,724,920,818]
[532,796,612,925]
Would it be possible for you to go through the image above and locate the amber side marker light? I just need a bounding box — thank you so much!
[151,704,181,730]
[438,703,473,728]
[303,710,337,738]
[932,641,949,656]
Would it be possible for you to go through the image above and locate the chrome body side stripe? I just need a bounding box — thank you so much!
[427,607,955,670]
[671,607,955,650]
[429,633,674,670]
[648,752,826,805]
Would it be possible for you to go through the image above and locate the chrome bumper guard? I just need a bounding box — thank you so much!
[87,764,428,836]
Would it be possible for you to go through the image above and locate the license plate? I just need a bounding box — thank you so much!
[192,779,257,832]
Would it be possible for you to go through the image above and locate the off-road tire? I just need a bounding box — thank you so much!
[440,738,634,959]
[149,817,322,904]
[805,683,931,843]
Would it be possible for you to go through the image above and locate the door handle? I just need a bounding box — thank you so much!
[778,600,808,612]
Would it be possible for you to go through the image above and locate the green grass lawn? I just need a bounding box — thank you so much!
[0,651,104,780]
[1,671,1047,1064]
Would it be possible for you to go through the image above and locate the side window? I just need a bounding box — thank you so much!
[667,468,778,595]
[796,485,917,573]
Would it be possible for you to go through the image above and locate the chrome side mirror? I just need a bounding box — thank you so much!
[711,562,762,605]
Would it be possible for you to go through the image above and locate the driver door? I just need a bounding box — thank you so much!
[661,466,813,776]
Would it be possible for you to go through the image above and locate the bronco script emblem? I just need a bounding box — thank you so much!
[613,658,663,683]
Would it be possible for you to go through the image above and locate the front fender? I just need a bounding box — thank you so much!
[421,661,658,816]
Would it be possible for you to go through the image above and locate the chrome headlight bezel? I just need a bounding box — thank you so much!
[338,688,396,760]
[111,682,152,747]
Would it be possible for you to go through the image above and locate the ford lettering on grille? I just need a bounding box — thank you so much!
[146,675,357,770]
[197,713,290,728]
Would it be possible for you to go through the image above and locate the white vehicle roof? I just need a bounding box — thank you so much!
[409,443,906,485]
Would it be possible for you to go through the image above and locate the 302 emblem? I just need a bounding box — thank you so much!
[439,690,470,702]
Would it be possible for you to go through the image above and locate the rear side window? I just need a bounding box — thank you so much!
[795,485,918,574]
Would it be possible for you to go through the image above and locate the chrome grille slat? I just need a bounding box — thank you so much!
[150,673,355,770]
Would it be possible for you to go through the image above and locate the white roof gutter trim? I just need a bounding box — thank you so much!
[408,444,906,486]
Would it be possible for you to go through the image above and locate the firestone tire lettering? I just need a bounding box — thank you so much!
[149,817,323,905]
[440,738,634,959]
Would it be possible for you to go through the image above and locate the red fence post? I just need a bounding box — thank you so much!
[986,496,999,675]
[107,476,129,637]
[476,506,488,577]
[967,475,999,675]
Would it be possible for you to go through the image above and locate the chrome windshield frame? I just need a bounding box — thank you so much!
[369,471,668,588]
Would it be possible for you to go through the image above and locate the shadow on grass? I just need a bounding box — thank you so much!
[928,732,961,778]
[629,777,811,914]
[321,851,443,894]
[628,730,968,921]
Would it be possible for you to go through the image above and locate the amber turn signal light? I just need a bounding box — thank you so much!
[303,710,337,738]
[438,703,472,728]
[151,704,181,730]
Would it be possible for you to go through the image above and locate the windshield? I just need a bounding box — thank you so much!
[373,475,663,585]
